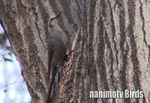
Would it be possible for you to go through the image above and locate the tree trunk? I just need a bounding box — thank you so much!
[0,0,150,103]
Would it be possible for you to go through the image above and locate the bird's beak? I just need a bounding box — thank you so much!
[56,12,61,18]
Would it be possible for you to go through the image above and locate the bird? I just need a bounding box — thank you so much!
[47,12,68,103]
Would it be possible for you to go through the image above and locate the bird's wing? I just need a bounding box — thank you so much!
[48,40,54,80]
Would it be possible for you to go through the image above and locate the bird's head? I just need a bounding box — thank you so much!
[49,12,61,28]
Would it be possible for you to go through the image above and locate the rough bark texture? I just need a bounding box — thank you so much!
[0,0,150,103]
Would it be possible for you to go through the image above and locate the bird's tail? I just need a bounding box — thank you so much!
[47,66,60,103]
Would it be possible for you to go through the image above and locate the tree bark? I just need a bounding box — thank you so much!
[0,0,150,103]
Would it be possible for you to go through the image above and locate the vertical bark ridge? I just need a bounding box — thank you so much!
[139,0,147,46]
[107,0,119,71]
[93,0,107,102]
[79,1,89,102]
[73,39,83,103]
[86,0,97,103]
[100,0,113,91]
[117,0,131,102]
[104,29,116,103]
[106,1,120,98]
[128,0,142,102]
[78,26,87,103]
[101,0,117,91]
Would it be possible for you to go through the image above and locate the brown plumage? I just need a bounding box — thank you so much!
[47,12,68,103]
